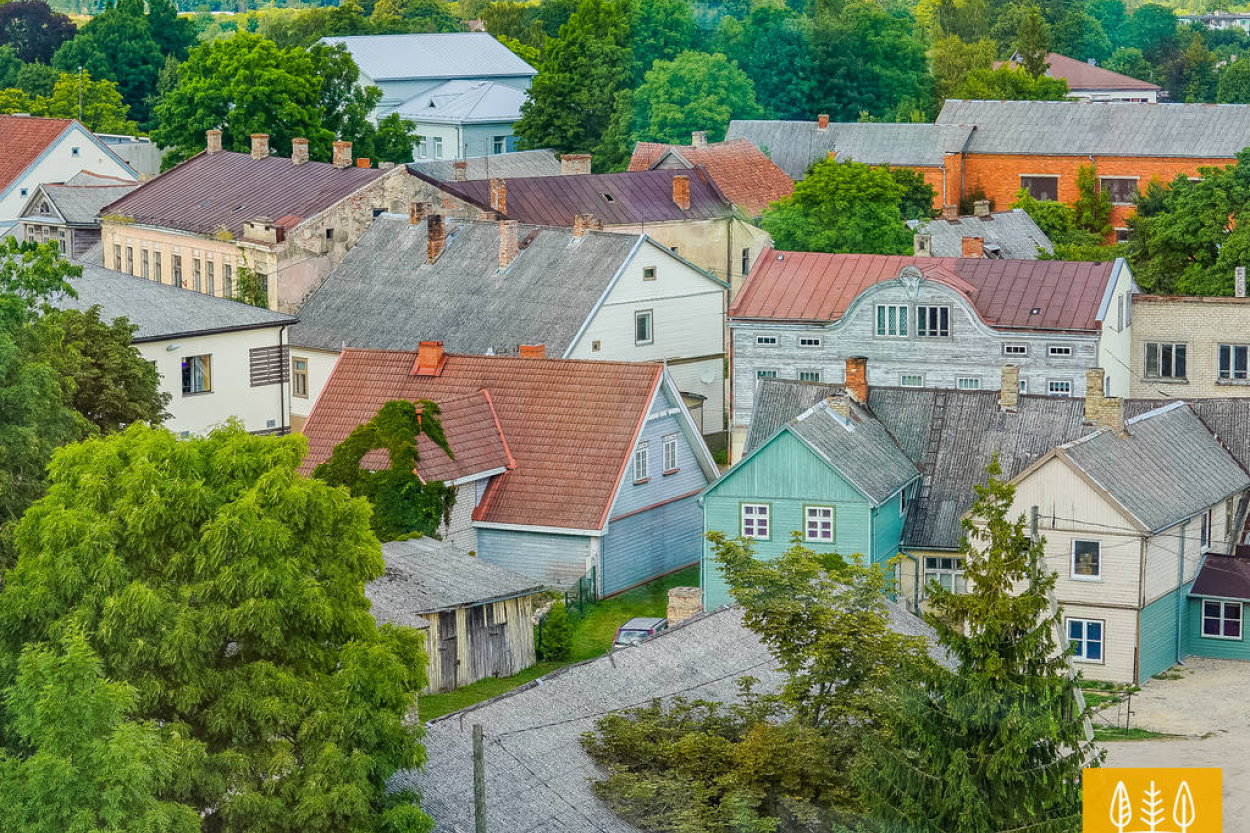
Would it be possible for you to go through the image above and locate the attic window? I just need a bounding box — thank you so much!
[602,193,615,202]
[71,147,79,157]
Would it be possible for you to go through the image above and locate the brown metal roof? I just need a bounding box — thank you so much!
[995,53,1161,93]
[729,249,1118,332]
[1192,554,1250,601]
[100,150,387,237]
[436,167,733,226]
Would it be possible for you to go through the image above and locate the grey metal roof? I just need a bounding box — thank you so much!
[52,262,296,342]
[408,150,561,181]
[394,80,527,125]
[1130,398,1250,475]
[907,209,1054,259]
[783,400,919,505]
[24,183,138,226]
[936,99,1250,158]
[393,602,943,832]
[368,537,543,626]
[725,120,974,179]
[290,215,643,355]
[1059,403,1250,533]
[321,33,536,82]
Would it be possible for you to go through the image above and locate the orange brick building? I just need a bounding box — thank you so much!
[729,100,1250,240]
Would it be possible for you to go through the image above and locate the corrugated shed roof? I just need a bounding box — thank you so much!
[1190,555,1250,601]
[730,250,1116,333]
[290,216,641,355]
[393,601,943,832]
[26,183,139,226]
[298,350,663,530]
[994,53,1160,92]
[786,400,919,504]
[627,139,794,216]
[100,150,386,237]
[1059,403,1250,532]
[725,120,974,179]
[408,149,561,181]
[393,80,528,124]
[368,537,543,623]
[936,99,1250,158]
[321,33,536,82]
[0,115,73,193]
[51,262,295,341]
[437,167,734,226]
[907,209,1055,259]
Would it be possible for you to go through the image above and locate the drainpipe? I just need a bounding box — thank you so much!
[1175,519,1188,667]
[278,324,288,434]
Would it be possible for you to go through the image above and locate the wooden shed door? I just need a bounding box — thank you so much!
[438,611,458,691]
[486,604,510,677]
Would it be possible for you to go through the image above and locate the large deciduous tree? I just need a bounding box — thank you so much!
[952,65,1069,100]
[628,0,694,83]
[629,51,761,145]
[52,0,162,126]
[711,3,813,120]
[0,423,434,833]
[0,1,75,64]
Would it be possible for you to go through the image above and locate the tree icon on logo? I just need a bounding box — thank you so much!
[1106,779,1197,833]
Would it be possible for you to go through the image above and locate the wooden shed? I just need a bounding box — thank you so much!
[367,536,546,693]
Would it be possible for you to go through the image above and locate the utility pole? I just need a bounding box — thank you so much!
[473,723,486,833]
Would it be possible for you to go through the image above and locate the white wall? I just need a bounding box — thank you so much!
[141,326,290,436]
[1096,260,1136,398]
[0,123,135,221]
[289,346,341,427]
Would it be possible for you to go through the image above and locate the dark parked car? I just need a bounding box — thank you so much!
[612,617,669,648]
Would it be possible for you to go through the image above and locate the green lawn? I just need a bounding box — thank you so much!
[418,565,700,721]
[1094,726,1171,742]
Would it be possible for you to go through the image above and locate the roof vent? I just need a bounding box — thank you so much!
[1030,307,1041,315]
[602,193,615,202]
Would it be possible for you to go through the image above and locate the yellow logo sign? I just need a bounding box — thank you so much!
[1083,768,1221,833]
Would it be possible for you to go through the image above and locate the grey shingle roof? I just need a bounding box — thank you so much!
[321,33,536,82]
[27,183,138,226]
[1130,398,1250,474]
[407,149,561,181]
[907,209,1054,259]
[393,602,942,832]
[725,120,974,179]
[290,216,642,355]
[368,537,543,627]
[936,99,1250,158]
[1059,403,1250,532]
[53,263,296,342]
[783,400,919,505]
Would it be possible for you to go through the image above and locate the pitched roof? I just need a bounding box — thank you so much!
[782,399,919,504]
[64,170,136,186]
[368,537,543,624]
[290,216,646,356]
[321,33,536,82]
[299,350,664,530]
[393,79,527,125]
[392,601,942,832]
[50,262,295,342]
[627,139,794,215]
[407,149,561,181]
[724,120,974,179]
[99,150,387,238]
[0,115,74,194]
[1056,403,1250,532]
[435,167,734,226]
[907,209,1055,259]
[23,182,139,226]
[1191,554,1250,601]
[935,100,1250,158]
[1130,397,1250,474]
[729,250,1119,333]
[994,53,1160,93]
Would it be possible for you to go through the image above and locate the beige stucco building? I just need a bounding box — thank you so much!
[1130,293,1250,398]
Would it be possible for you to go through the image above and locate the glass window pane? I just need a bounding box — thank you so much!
[1175,345,1187,378]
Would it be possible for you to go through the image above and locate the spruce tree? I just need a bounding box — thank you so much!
[854,459,1102,833]
[1013,6,1051,79]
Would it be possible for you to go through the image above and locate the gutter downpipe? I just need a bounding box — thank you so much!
[1176,519,1188,667]
[279,324,288,434]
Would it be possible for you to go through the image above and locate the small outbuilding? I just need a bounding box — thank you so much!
[368,536,546,693]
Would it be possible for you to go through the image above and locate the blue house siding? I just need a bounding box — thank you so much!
[476,527,592,588]
[609,385,708,518]
[1139,583,1192,681]
[601,495,702,596]
[871,487,908,568]
[1187,594,1250,662]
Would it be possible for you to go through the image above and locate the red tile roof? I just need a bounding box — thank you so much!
[729,249,1118,333]
[627,139,794,215]
[0,115,73,194]
[300,350,664,530]
[100,150,387,237]
[995,53,1160,93]
[435,167,733,226]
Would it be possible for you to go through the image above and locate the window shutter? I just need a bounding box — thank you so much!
[250,345,290,387]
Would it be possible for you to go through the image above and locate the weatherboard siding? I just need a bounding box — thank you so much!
[609,386,709,519]
[1187,595,1250,662]
[1143,516,1210,605]
[601,496,702,596]
[1139,584,1191,681]
[475,527,592,588]
[1063,602,1138,684]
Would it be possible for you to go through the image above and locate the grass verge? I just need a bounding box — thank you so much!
[1094,726,1172,742]
[419,661,565,721]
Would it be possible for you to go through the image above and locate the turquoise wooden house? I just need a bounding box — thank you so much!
[700,394,920,609]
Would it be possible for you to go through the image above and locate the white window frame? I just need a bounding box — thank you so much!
[633,442,649,483]
[757,369,777,379]
[1219,344,1250,380]
[755,335,778,346]
[1201,599,1242,640]
[1201,509,1212,551]
[875,303,908,337]
[1047,379,1072,398]
[1048,344,1073,357]
[1145,341,1187,380]
[804,505,834,542]
[642,266,656,281]
[798,336,821,348]
[900,374,923,387]
[634,309,653,345]
[924,556,967,594]
[956,377,980,390]
[1004,343,1028,356]
[662,434,678,473]
[1019,378,1028,394]
[799,370,820,382]
[292,356,309,399]
[1066,617,1104,663]
[916,305,951,338]
[740,503,770,540]
[432,137,443,158]
[1071,539,1101,581]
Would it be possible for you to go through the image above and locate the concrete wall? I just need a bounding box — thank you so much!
[1130,295,1250,398]
[0,123,135,221]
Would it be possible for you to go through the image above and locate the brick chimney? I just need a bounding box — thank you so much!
[427,214,445,263]
[962,236,984,258]
[250,133,269,159]
[914,232,932,257]
[291,137,309,165]
[499,219,519,268]
[845,356,868,403]
[332,141,352,169]
[489,177,507,213]
[573,213,597,238]
[560,153,592,175]
[672,174,690,210]
[1084,368,1124,432]
[519,344,545,358]
[408,201,427,225]
[667,586,702,624]
[817,114,829,131]
[942,204,959,221]
[1237,266,1246,298]
[356,157,371,168]
[478,209,498,221]
[691,130,707,148]
[826,394,852,418]
[1000,365,1019,410]
[973,199,991,218]
[452,159,467,181]
[206,129,223,154]
[413,341,447,376]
